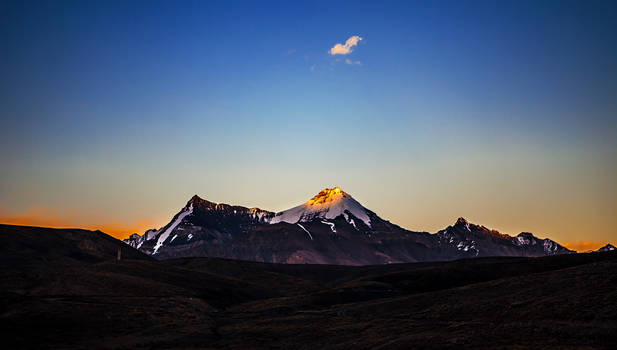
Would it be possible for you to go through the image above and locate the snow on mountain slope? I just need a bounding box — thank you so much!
[152,203,193,255]
[270,187,372,227]
[123,189,576,264]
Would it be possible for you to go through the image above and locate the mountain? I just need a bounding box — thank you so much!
[595,244,616,252]
[124,187,574,264]
[126,195,274,256]
[436,218,573,257]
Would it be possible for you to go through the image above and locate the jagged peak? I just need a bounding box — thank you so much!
[452,217,475,233]
[188,194,214,206]
[185,194,272,216]
[189,194,202,202]
[455,217,469,226]
[186,194,223,209]
[517,232,536,238]
[449,218,511,239]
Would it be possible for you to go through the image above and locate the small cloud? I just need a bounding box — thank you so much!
[286,49,296,55]
[345,58,362,66]
[309,64,316,72]
[329,35,363,55]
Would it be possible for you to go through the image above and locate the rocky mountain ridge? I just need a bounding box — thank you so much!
[124,188,577,264]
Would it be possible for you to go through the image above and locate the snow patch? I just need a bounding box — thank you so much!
[543,239,559,254]
[321,220,336,233]
[516,236,528,245]
[456,240,479,256]
[297,223,313,240]
[153,204,193,255]
[349,218,357,230]
[343,212,359,230]
[145,229,159,240]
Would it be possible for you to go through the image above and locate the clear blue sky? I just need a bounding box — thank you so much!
[1,0,616,249]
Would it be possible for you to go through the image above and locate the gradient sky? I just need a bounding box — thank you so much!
[1,0,616,250]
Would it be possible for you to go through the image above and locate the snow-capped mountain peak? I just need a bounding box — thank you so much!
[308,187,346,204]
[269,187,372,227]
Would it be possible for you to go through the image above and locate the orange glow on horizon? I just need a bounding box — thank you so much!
[0,207,157,240]
[563,241,607,253]
[1,205,613,249]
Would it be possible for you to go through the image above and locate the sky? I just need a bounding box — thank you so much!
[1,0,616,251]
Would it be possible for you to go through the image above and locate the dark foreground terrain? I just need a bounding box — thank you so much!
[1,224,616,349]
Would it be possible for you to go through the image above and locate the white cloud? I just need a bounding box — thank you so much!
[309,64,316,72]
[329,35,363,55]
[345,58,361,66]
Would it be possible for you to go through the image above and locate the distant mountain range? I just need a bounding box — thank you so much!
[125,187,579,265]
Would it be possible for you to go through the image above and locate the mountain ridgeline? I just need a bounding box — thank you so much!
[125,187,575,264]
